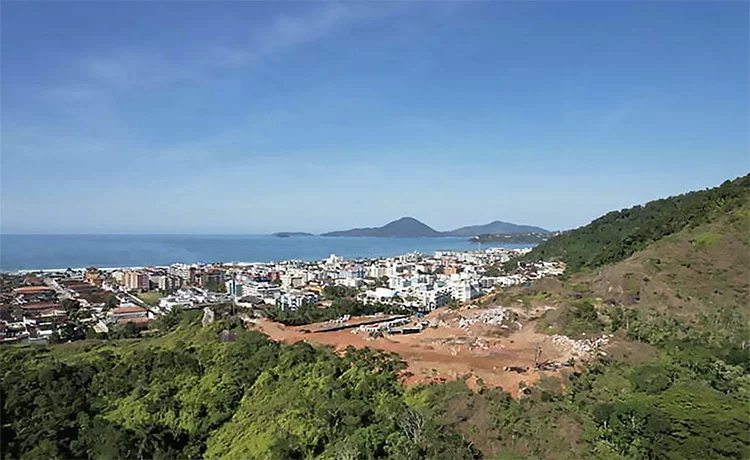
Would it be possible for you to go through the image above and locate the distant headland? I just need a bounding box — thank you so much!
[272,232,315,238]
[299,217,550,238]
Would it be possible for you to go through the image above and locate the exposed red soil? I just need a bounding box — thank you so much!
[249,307,580,397]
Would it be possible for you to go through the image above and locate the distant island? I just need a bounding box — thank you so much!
[469,232,551,244]
[447,220,548,236]
[321,217,549,238]
[272,232,315,238]
[321,217,442,238]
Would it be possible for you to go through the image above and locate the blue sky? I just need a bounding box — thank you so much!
[1,1,748,234]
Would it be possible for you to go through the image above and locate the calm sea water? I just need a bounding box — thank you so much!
[0,234,531,272]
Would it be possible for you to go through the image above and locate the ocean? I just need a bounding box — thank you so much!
[0,234,532,272]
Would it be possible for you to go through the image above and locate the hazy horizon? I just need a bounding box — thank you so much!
[2,1,748,234]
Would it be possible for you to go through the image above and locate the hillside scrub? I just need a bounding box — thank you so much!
[267,298,407,326]
[2,301,749,460]
[520,174,749,273]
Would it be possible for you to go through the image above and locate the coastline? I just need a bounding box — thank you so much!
[0,234,533,274]
[4,262,262,275]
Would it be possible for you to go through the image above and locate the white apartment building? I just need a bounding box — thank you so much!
[325,254,343,266]
[276,291,318,311]
[367,266,388,278]
[364,287,399,303]
[389,276,413,290]
[280,274,305,289]
[415,286,452,311]
[336,278,364,288]
[168,263,197,281]
[386,263,401,277]
[110,270,125,283]
[451,280,482,303]
[240,282,281,300]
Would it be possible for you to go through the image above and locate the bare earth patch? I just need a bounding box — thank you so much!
[249,305,593,397]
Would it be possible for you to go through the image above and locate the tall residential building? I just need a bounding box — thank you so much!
[367,266,388,278]
[157,275,182,292]
[325,254,343,266]
[123,271,150,291]
[451,280,481,303]
[280,273,305,289]
[226,273,240,297]
[199,270,226,289]
[168,264,197,282]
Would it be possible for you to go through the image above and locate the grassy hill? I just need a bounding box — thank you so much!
[520,174,750,273]
[570,206,749,318]
[497,174,749,323]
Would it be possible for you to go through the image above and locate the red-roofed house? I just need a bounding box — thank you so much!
[13,286,54,295]
[107,305,148,324]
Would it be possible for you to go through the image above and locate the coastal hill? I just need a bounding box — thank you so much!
[322,217,549,238]
[446,220,549,236]
[508,173,749,318]
[321,217,442,238]
[518,174,750,273]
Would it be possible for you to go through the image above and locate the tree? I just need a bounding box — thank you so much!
[108,321,141,339]
[105,294,120,311]
[372,276,390,288]
[204,283,227,293]
[61,299,81,316]
[483,266,501,278]
[323,285,359,299]
[57,322,86,342]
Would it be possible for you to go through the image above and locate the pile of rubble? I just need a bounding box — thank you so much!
[467,338,491,351]
[436,337,472,346]
[550,334,611,357]
[435,336,499,354]
[458,306,510,329]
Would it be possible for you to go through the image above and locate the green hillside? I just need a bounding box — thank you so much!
[0,317,480,460]
[3,301,748,460]
[3,177,749,460]
[521,174,750,273]
[571,206,749,318]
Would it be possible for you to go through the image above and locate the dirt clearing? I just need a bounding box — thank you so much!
[248,306,599,397]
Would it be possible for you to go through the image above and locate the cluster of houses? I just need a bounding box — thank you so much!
[157,287,231,312]
[0,270,157,343]
[211,247,562,312]
[0,248,566,344]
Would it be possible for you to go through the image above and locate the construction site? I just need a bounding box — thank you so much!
[247,303,611,397]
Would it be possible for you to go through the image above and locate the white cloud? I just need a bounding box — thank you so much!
[70,3,383,92]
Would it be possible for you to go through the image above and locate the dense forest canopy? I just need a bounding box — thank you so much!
[520,174,750,273]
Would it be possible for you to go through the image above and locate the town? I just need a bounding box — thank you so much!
[0,247,564,345]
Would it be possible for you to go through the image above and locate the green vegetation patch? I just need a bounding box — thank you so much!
[267,297,407,326]
[2,300,749,459]
[538,299,605,338]
[137,291,165,306]
[691,231,723,248]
